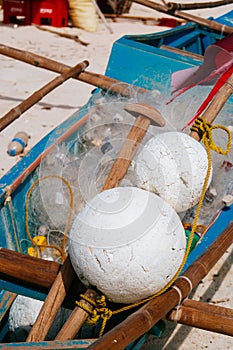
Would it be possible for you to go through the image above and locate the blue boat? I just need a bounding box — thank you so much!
[0,9,233,349]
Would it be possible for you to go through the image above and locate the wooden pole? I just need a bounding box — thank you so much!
[0,247,87,304]
[167,0,233,11]
[102,105,165,190]
[132,0,233,35]
[168,300,233,336]
[26,256,76,342]
[102,116,151,190]
[182,299,233,318]
[55,289,98,341]
[86,222,233,349]
[190,73,233,141]
[104,13,185,24]
[33,25,90,46]
[0,60,89,132]
[0,247,60,290]
[0,44,148,97]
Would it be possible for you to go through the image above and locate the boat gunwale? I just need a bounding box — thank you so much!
[0,109,89,203]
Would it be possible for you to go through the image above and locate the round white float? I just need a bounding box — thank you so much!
[135,131,212,213]
[69,186,186,304]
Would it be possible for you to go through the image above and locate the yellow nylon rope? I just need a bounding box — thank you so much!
[76,117,232,336]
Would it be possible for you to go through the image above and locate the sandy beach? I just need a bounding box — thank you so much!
[0,1,233,349]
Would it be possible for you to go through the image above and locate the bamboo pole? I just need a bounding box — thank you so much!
[190,73,233,141]
[183,299,233,318]
[168,300,233,336]
[0,247,91,304]
[132,0,233,35]
[0,60,89,132]
[0,44,148,97]
[86,222,233,349]
[167,1,233,11]
[104,13,185,24]
[0,247,60,290]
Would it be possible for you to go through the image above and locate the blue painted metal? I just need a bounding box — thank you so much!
[216,10,233,26]
[0,339,96,349]
[104,10,229,89]
[105,33,203,92]
[0,8,232,348]
[0,335,149,349]
[183,206,233,272]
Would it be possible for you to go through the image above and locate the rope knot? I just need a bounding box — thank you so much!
[86,309,100,326]
[96,295,107,308]
[75,294,113,336]
[98,307,113,321]
[190,117,211,141]
[190,116,232,155]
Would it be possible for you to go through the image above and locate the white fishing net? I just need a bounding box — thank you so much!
[26,82,233,259]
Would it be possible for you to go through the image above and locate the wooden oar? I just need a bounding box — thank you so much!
[167,0,233,11]
[0,60,89,132]
[132,0,233,35]
[86,222,233,349]
[0,44,148,97]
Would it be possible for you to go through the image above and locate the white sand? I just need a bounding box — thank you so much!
[0,1,232,349]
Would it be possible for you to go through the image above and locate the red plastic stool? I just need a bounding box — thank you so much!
[31,0,68,27]
[2,0,31,25]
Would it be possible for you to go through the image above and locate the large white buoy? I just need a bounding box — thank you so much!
[69,187,186,304]
[135,131,212,213]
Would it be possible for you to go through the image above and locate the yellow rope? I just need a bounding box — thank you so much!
[75,295,113,337]
[25,175,74,262]
[75,117,232,336]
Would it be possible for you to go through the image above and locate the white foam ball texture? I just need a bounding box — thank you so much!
[69,187,186,304]
[135,131,212,212]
